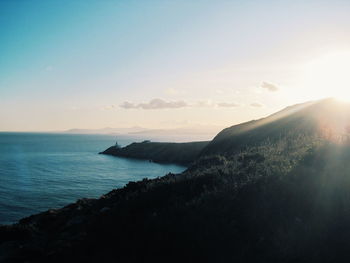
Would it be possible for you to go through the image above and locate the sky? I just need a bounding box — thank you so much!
[1,0,350,131]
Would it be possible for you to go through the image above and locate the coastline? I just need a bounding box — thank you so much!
[100,140,209,166]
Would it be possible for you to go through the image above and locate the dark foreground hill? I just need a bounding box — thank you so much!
[1,98,350,263]
[100,141,209,165]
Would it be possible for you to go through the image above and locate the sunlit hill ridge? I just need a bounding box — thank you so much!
[203,98,350,155]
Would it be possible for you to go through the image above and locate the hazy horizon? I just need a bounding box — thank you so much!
[2,1,350,131]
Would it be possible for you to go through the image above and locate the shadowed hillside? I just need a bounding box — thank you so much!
[2,99,350,263]
[101,141,209,165]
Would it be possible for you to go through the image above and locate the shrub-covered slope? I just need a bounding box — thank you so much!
[1,98,350,263]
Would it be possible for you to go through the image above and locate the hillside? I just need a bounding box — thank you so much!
[1,98,350,262]
[201,98,350,156]
[100,141,209,165]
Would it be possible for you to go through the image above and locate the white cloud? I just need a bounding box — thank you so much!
[139,99,187,109]
[120,99,243,110]
[217,102,239,108]
[260,81,279,92]
[250,102,264,108]
[120,98,188,110]
[119,101,138,109]
[195,100,216,108]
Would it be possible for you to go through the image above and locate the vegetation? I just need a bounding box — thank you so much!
[1,98,350,262]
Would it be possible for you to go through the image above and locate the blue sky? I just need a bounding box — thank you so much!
[1,0,350,131]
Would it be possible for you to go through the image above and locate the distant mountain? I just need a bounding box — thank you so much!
[64,125,223,141]
[130,125,224,135]
[64,126,148,135]
[128,125,224,141]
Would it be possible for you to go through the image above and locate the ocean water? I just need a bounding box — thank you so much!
[0,133,186,225]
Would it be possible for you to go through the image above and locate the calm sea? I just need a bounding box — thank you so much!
[0,133,186,225]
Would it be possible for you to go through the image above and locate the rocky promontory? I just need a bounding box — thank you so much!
[100,140,209,165]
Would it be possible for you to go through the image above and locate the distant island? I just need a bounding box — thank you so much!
[2,98,350,262]
[63,125,223,142]
[63,126,148,135]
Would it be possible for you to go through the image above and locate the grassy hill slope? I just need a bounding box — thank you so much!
[201,98,350,156]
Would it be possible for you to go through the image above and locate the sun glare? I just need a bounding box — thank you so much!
[302,51,350,101]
